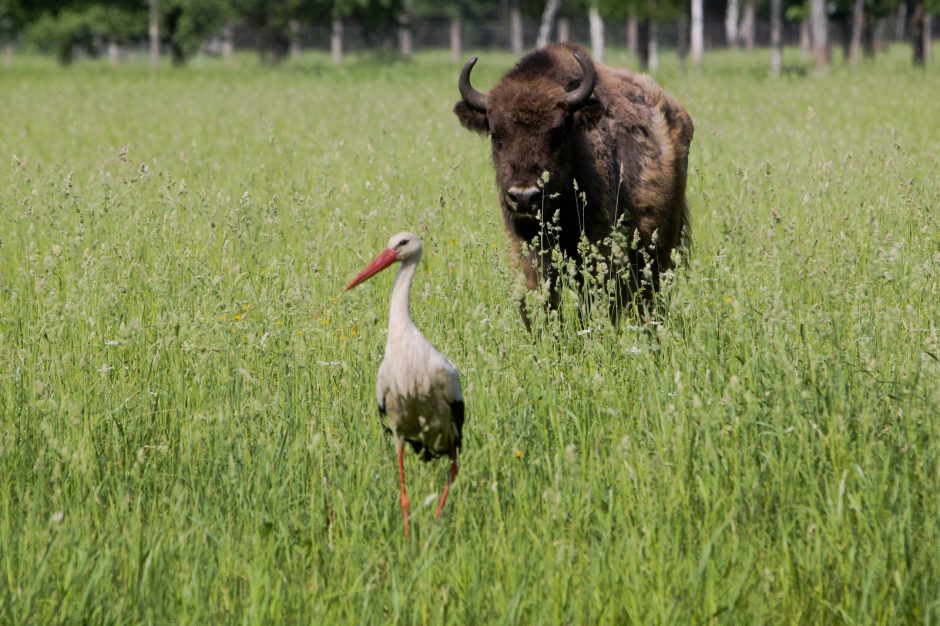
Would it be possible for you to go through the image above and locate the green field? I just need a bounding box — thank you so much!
[1,48,939,624]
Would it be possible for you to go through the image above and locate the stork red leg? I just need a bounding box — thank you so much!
[435,446,460,521]
[397,444,410,538]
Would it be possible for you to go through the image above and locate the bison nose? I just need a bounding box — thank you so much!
[506,186,542,211]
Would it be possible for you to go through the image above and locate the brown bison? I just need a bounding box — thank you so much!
[454,43,693,325]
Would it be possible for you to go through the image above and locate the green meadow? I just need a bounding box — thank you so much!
[1,48,939,623]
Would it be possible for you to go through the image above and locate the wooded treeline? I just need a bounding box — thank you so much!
[0,0,934,68]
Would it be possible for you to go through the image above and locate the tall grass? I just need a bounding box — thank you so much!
[0,48,938,623]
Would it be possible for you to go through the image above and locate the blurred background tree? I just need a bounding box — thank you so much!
[160,0,229,64]
[24,1,146,64]
[1,0,934,67]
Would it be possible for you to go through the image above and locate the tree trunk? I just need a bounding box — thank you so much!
[290,19,301,58]
[536,0,562,49]
[726,0,740,46]
[895,2,907,39]
[849,0,865,64]
[589,7,605,62]
[740,1,756,50]
[649,20,659,70]
[331,18,343,64]
[108,41,121,67]
[450,16,462,62]
[875,16,888,52]
[398,10,412,57]
[800,18,811,58]
[911,0,926,64]
[861,14,875,57]
[811,0,828,70]
[839,15,852,60]
[558,17,570,42]
[148,0,160,68]
[511,5,524,54]
[222,22,235,63]
[691,0,704,67]
[925,13,933,63]
[628,14,639,57]
[170,41,185,65]
[771,0,783,74]
[260,25,290,64]
[677,14,689,65]
[638,19,650,69]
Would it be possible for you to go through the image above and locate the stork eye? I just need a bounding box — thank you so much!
[396,239,409,248]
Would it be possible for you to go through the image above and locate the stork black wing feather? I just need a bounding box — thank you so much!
[377,399,391,434]
[407,439,432,461]
[450,400,465,452]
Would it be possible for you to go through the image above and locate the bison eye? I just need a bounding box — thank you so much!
[490,133,504,150]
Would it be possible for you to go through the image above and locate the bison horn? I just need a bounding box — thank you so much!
[458,57,488,112]
[564,53,596,111]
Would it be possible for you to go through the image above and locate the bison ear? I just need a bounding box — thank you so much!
[572,98,603,131]
[454,101,489,135]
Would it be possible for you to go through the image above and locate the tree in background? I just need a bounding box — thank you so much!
[322,0,361,64]
[726,0,740,45]
[771,0,783,72]
[910,0,937,64]
[408,0,492,62]
[555,0,607,61]
[24,1,145,64]
[161,0,228,65]
[1,0,27,62]
[148,0,159,66]
[691,0,704,66]
[810,0,828,69]
[231,0,303,63]
[592,0,662,69]
[740,0,756,48]
[588,0,605,61]
[535,0,561,48]
[7,0,935,68]
[509,0,523,53]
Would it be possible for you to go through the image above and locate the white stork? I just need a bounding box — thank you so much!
[345,232,463,538]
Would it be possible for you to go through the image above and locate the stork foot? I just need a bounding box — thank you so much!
[434,448,460,521]
[398,445,410,539]
[401,494,410,538]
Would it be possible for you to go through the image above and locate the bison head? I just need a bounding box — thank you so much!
[454,51,597,218]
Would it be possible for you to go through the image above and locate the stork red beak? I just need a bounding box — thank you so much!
[345,248,398,290]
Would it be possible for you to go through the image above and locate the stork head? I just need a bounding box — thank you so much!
[345,232,422,290]
[386,231,422,263]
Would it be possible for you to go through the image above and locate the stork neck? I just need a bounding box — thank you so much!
[388,258,418,336]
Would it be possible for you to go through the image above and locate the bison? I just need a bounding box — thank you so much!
[454,43,694,326]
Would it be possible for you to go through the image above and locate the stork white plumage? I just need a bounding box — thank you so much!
[345,232,463,538]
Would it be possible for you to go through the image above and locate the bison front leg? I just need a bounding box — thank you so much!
[516,246,561,332]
